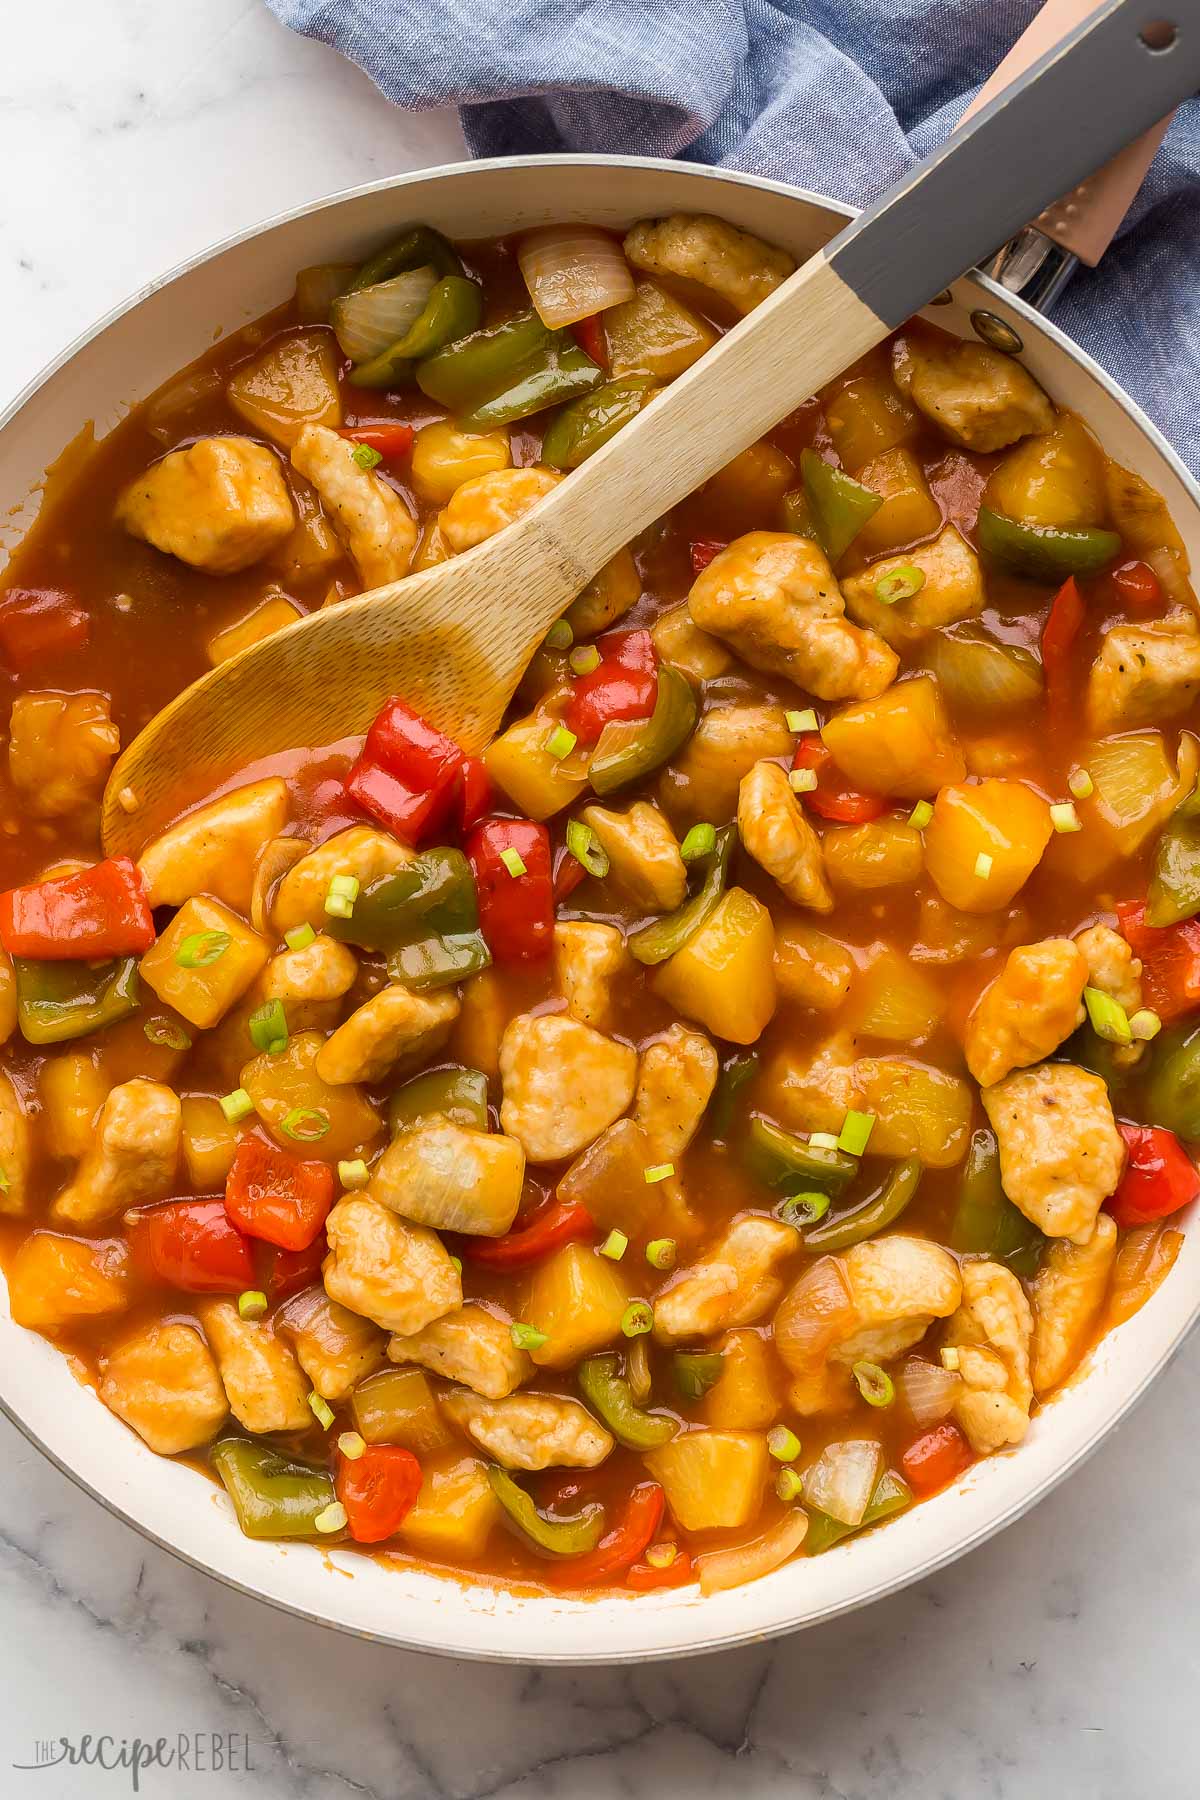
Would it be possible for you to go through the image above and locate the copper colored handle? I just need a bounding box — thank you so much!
[962,0,1173,264]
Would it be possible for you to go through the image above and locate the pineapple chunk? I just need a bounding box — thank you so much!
[39,1052,109,1162]
[924,779,1053,912]
[605,279,717,380]
[226,330,342,448]
[180,1096,241,1188]
[984,413,1107,529]
[821,675,963,799]
[371,1118,524,1237]
[821,820,924,892]
[824,363,920,472]
[704,442,796,532]
[764,1036,972,1168]
[7,1232,130,1331]
[774,919,856,1012]
[846,948,943,1043]
[704,1329,783,1431]
[351,1366,455,1453]
[449,967,512,1079]
[140,896,270,1029]
[525,1241,630,1370]
[398,1453,501,1561]
[411,421,511,505]
[645,1430,768,1531]
[852,448,941,558]
[485,709,590,820]
[206,593,302,667]
[241,1030,382,1163]
[652,887,776,1045]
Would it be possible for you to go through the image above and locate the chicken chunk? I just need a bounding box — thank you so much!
[1075,923,1143,1013]
[737,758,833,913]
[633,1023,719,1161]
[388,1304,531,1399]
[322,1193,461,1335]
[441,1390,613,1470]
[566,548,641,637]
[277,1287,386,1402]
[116,436,296,574]
[662,702,792,822]
[688,532,898,702]
[9,692,120,818]
[291,422,417,585]
[255,932,359,1033]
[315,985,459,1086]
[964,938,1089,1087]
[499,1012,638,1163]
[946,1260,1034,1453]
[198,1299,311,1434]
[554,920,629,1030]
[439,467,561,554]
[653,1216,799,1345]
[137,778,290,912]
[831,1235,963,1367]
[983,1063,1126,1243]
[272,826,411,935]
[52,1080,180,1226]
[0,1068,32,1218]
[99,1321,228,1455]
[623,213,794,316]
[891,334,1055,453]
[579,800,687,912]
[1085,613,1200,733]
[371,1116,524,1237]
[1030,1212,1118,1396]
[841,525,985,649]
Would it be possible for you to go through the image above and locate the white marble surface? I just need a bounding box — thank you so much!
[2,5,1198,1796]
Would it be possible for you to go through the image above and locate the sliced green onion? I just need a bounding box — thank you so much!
[874,564,926,605]
[544,619,574,650]
[767,1425,801,1462]
[1083,984,1132,1045]
[280,1106,331,1142]
[314,1501,347,1534]
[789,769,818,795]
[337,1431,366,1461]
[852,1360,895,1407]
[308,1391,335,1430]
[350,442,383,470]
[1129,1008,1162,1042]
[974,851,993,880]
[248,998,288,1056]
[565,819,610,879]
[499,847,527,879]
[786,708,818,734]
[679,822,717,862]
[219,1088,254,1124]
[907,800,933,830]
[1068,767,1094,800]
[1049,801,1081,834]
[776,1190,831,1230]
[645,1237,677,1270]
[324,873,360,919]
[0,1165,8,1193]
[808,1131,839,1151]
[175,929,230,969]
[546,724,578,761]
[837,1110,875,1156]
[285,923,317,951]
[569,644,601,675]
[643,1162,674,1184]
[449,1254,463,1274]
[600,1228,628,1261]
[510,1321,548,1351]
[643,1541,679,1570]
[338,1158,370,1189]
[237,1290,268,1321]
[940,1346,961,1372]
[621,1300,654,1338]
[144,1016,192,1051]
[775,1467,804,1504]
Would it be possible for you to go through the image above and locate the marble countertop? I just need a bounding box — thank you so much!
[2,4,1197,1795]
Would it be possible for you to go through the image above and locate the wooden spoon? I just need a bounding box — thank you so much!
[101,0,1195,855]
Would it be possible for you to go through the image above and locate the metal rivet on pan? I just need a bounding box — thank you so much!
[970,309,1023,354]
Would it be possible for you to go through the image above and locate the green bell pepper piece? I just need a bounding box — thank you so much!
[349,224,463,292]
[1144,1024,1200,1139]
[387,932,492,989]
[950,1128,1045,1277]
[709,1051,759,1144]
[347,276,484,389]
[417,309,603,427]
[1148,808,1200,926]
[779,486,817,538]
[975,506,1121,580]
[211,1439,336,1540]
[800,448,883,562]
[587,664,698,798]
[328,847,490,989]
[577,1354,677,1450]
[743,1114,858,1197]
[804,1469,912,1555]
[487,1464,606,1557]
[628,823,734,966]
[541,376,655,470]
[804,1156,923,1252]
[388,1066,490,1136]
[15,955,140,1046]
[672,1350,725,1402]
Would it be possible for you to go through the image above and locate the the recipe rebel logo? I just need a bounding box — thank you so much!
[12,1732,255,1791]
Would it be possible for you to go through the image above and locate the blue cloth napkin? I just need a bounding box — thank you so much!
[267,0,1199,478]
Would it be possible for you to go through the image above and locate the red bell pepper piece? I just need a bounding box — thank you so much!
[336,1444,423,1543]
[257,1232,328,1302]
[626,1548,694,1591]
[345,697,468,847]
[1117,901,1200,1023]
[901,1421,973,1497]
[564,629,658,745]
[569,314,608,369]
[550,1482,666,1586]
[457,755,493,831]
[130,1200,256,1294]
[1112,560,1162,609]
[224,1137,335,1252]
[553,844,587,902]
[1110,1122,1200,1228]
[0,588,89,668]
[1041,576,1085,693]
[466,817,555,963]
[338,424,415,460]
[791,738,885,824]
[466,1197,594,1269]
[689,538,728,576]
[0,856,155,961]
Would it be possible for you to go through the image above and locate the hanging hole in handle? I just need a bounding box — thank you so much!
[1140,20,1178,51]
